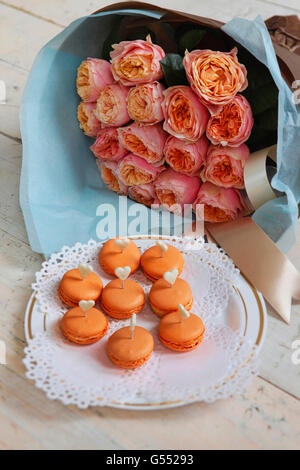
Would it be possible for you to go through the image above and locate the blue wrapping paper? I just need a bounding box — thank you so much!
[20,8,300,256]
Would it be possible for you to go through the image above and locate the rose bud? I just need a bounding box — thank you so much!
[118,122,167,165]
[77,102,101,137]
[154,168,201,213]
[201,143,249,189]
[183,48,248,115]
[162,86,209,142]
[95,83,131,127]
[127,81,165,125]
[110,35,165,86]
[96,159,128,195]
[118,153,165,186]
[76,58,114,102]
[193,181,246,223]
[90,128,128,161]
[164,135,209,176]
[207,95,254,147]
[128,184,159,207]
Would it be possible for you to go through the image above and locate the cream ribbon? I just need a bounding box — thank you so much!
[207,218,300,324]
[244,145,277,210]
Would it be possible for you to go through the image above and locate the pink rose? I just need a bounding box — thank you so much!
[127,81,165,125]
[154,168,201,213]
[128,184,159,207]
[193,181,246,222]
[110,35,165,86]
[90,128,127,161]
[118,122,167,165]
[96,160,128,195]
[77,102,101,137]
[118,153,165,186]
[164,135,209,176]
[206,95,254,147]
[76,58,114,102]
[95,83,131,127]
[183,48,248,115]
[201,143,249,189]
[162,86,209,142]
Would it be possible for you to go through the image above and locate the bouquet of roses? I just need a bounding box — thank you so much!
[75,24,275,223]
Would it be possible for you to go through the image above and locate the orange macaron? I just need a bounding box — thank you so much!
[149,275,193,317]
[59,268,103,307]
[107,326,154,369]
[101,278,145,319]
[99,238,141,276]
[141,243,184,282]
[61,305,108,345]
[159,310,205,352]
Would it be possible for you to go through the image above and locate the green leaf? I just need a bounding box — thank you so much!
[160,53,188,87]
[102,16,123,61]
[179,29,206,55]
[244,83,278,115]
[246,106,278,152]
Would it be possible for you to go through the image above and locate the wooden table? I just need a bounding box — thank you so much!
[0,0,299,450]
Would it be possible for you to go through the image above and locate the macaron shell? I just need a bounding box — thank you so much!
[107,326,154,368]
[101,279,145,318]
[151,298,193,318]
[149,277,193,315]
[159,312,205,352]
[61,306,108,344]
[141,244,184,281]
[99,239,141,276]
[59,269,103,307]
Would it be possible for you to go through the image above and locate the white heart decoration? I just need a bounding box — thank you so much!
[114,238,130,252]
[163,268,178,287]
[178,303,190,321]
[115,266,131,281]
[156,240,168,255]
[78,263,93,279]
[79,300,95,313]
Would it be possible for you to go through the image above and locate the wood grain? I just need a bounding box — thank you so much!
[2,0,300,26]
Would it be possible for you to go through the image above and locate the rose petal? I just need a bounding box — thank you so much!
[162,85,209,141]
[118,153,165,186]
[193,181,246,222]
[201,143,249,189]
[76,58,114,102]
[154,168,201,213]
[118,122,167,165]
[164,134,209,176]
[77,102,101,137]
[97,159,128,195]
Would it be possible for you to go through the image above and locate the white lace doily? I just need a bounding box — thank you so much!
[24,237,259,409]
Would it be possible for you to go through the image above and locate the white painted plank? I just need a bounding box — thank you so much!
[0,364,299,449]
[0,135,29,243]
[0,4,62,71]
[262,0,300,13]
[2,0,300,29]
[0,61,28,139]
[259,220,300,399]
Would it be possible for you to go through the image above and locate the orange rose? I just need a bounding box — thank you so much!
[183,48,248,115]
[127,82,165,125]
[77,102,101,137]
[193,182,246,223]
[110,35,165,86]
